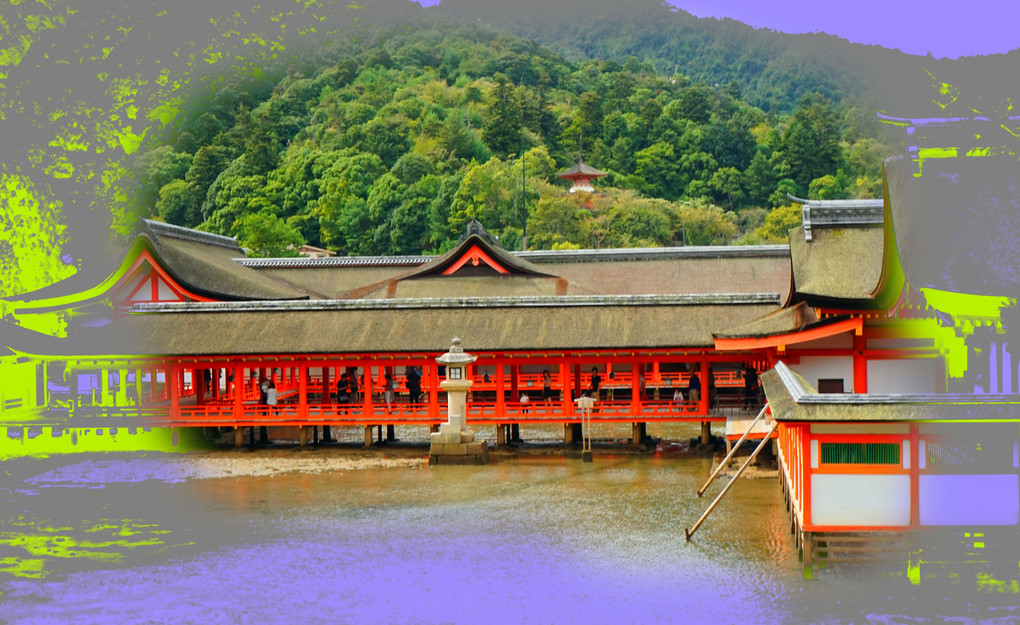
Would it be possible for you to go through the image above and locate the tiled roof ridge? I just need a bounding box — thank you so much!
[143,220,239,250]
[132,292,782,313]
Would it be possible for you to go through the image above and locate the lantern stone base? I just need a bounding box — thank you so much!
[429,439,490,465]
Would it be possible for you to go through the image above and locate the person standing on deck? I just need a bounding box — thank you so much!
[542,369,553,402]
[384,372,395,408]
[405,367,421,404]
[743,365,758,410]
[589,367,601,399]
[266,381,278,417]
[348,369,359,404]
[336,373,349,407]
[688,371,701,404]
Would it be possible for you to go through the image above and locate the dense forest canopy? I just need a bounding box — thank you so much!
[127,7,904,257]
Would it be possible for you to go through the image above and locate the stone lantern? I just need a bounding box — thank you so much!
[429,338,490,465]
[575,395,596,462]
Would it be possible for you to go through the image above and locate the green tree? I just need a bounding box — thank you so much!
[808,174,847,200]
[391,174,442,254]
[183,145,232,226]
[235,212,303,257]
[678,199,738,245]
[482,73,523,158]
[783,93,842,189]
[743,149,778,207]
[390,152,436,186]
[155,180,195,225]
[131,146,193,210]
[635,142,681,200]
[769,178,802,208]
[754,204,803,243]
[707,167,746,211]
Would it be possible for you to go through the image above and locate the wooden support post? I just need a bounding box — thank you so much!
[510,366,519,404]
[699,359,710,416]
[363,367,373,419]
[322,366,332,441]
[497,423,506,446]
[496,358,506,420]
[298,363,308,423]
[632,422,646,445]
[701,421,711,446]
[134,368,143,406]
[364,425,373,448]
[234,427,243,448]
[233,365,243,421]
[511,423,520,442]
[386,424,395,441]
[802,531,813,579]
[116,369,129,406]
[299,426,308,447]
[169,363,180,422]
[630,359,641,416]
[564,423,574,445]
[428,365,439,420]
[852,333,868,393]
[559,361,571,417]
[99,368,108,406]
[196,367,205,405]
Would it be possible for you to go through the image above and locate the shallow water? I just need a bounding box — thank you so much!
[1,449,1017,624]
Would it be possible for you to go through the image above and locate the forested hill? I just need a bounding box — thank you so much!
[130,7,908,258]
[433,0,925,115]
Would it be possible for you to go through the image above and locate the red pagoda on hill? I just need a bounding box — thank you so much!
[556,143,607,193]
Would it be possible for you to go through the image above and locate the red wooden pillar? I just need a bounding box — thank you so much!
[573,363,582,400]
[149,368,157,403]
[852,333,868,393]
[212,368,220,399]
[559,361,571,416]
[699,359,710,415]
[363,366,373,417]
[428,364,439,420]
[321,366,330,405]
[802,424,812,529]
[169,362,180,422]
[298,363,308,422]
[233,364,243,419]
[196,366,205,405]
[630,358,641,416]
[510,365,519,404]
[909,423,920,528]
[495,357,506,420]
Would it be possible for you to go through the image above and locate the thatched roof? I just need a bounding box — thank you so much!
[789,225,885,306]
[714,301,820,339]
[355,276,585,299]
[762,361,1020,422]
[141,221,310,301]
[242,246,793,300]
[398,233,552,280]
[66,294,780,356]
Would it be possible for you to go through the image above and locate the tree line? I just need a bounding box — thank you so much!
[127,17,894,257]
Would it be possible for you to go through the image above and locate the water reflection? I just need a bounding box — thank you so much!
[0,454,1017,624]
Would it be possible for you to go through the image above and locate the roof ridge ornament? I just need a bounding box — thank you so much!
[458,219,501,247]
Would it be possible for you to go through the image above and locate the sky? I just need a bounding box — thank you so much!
[417,0,1020,59]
